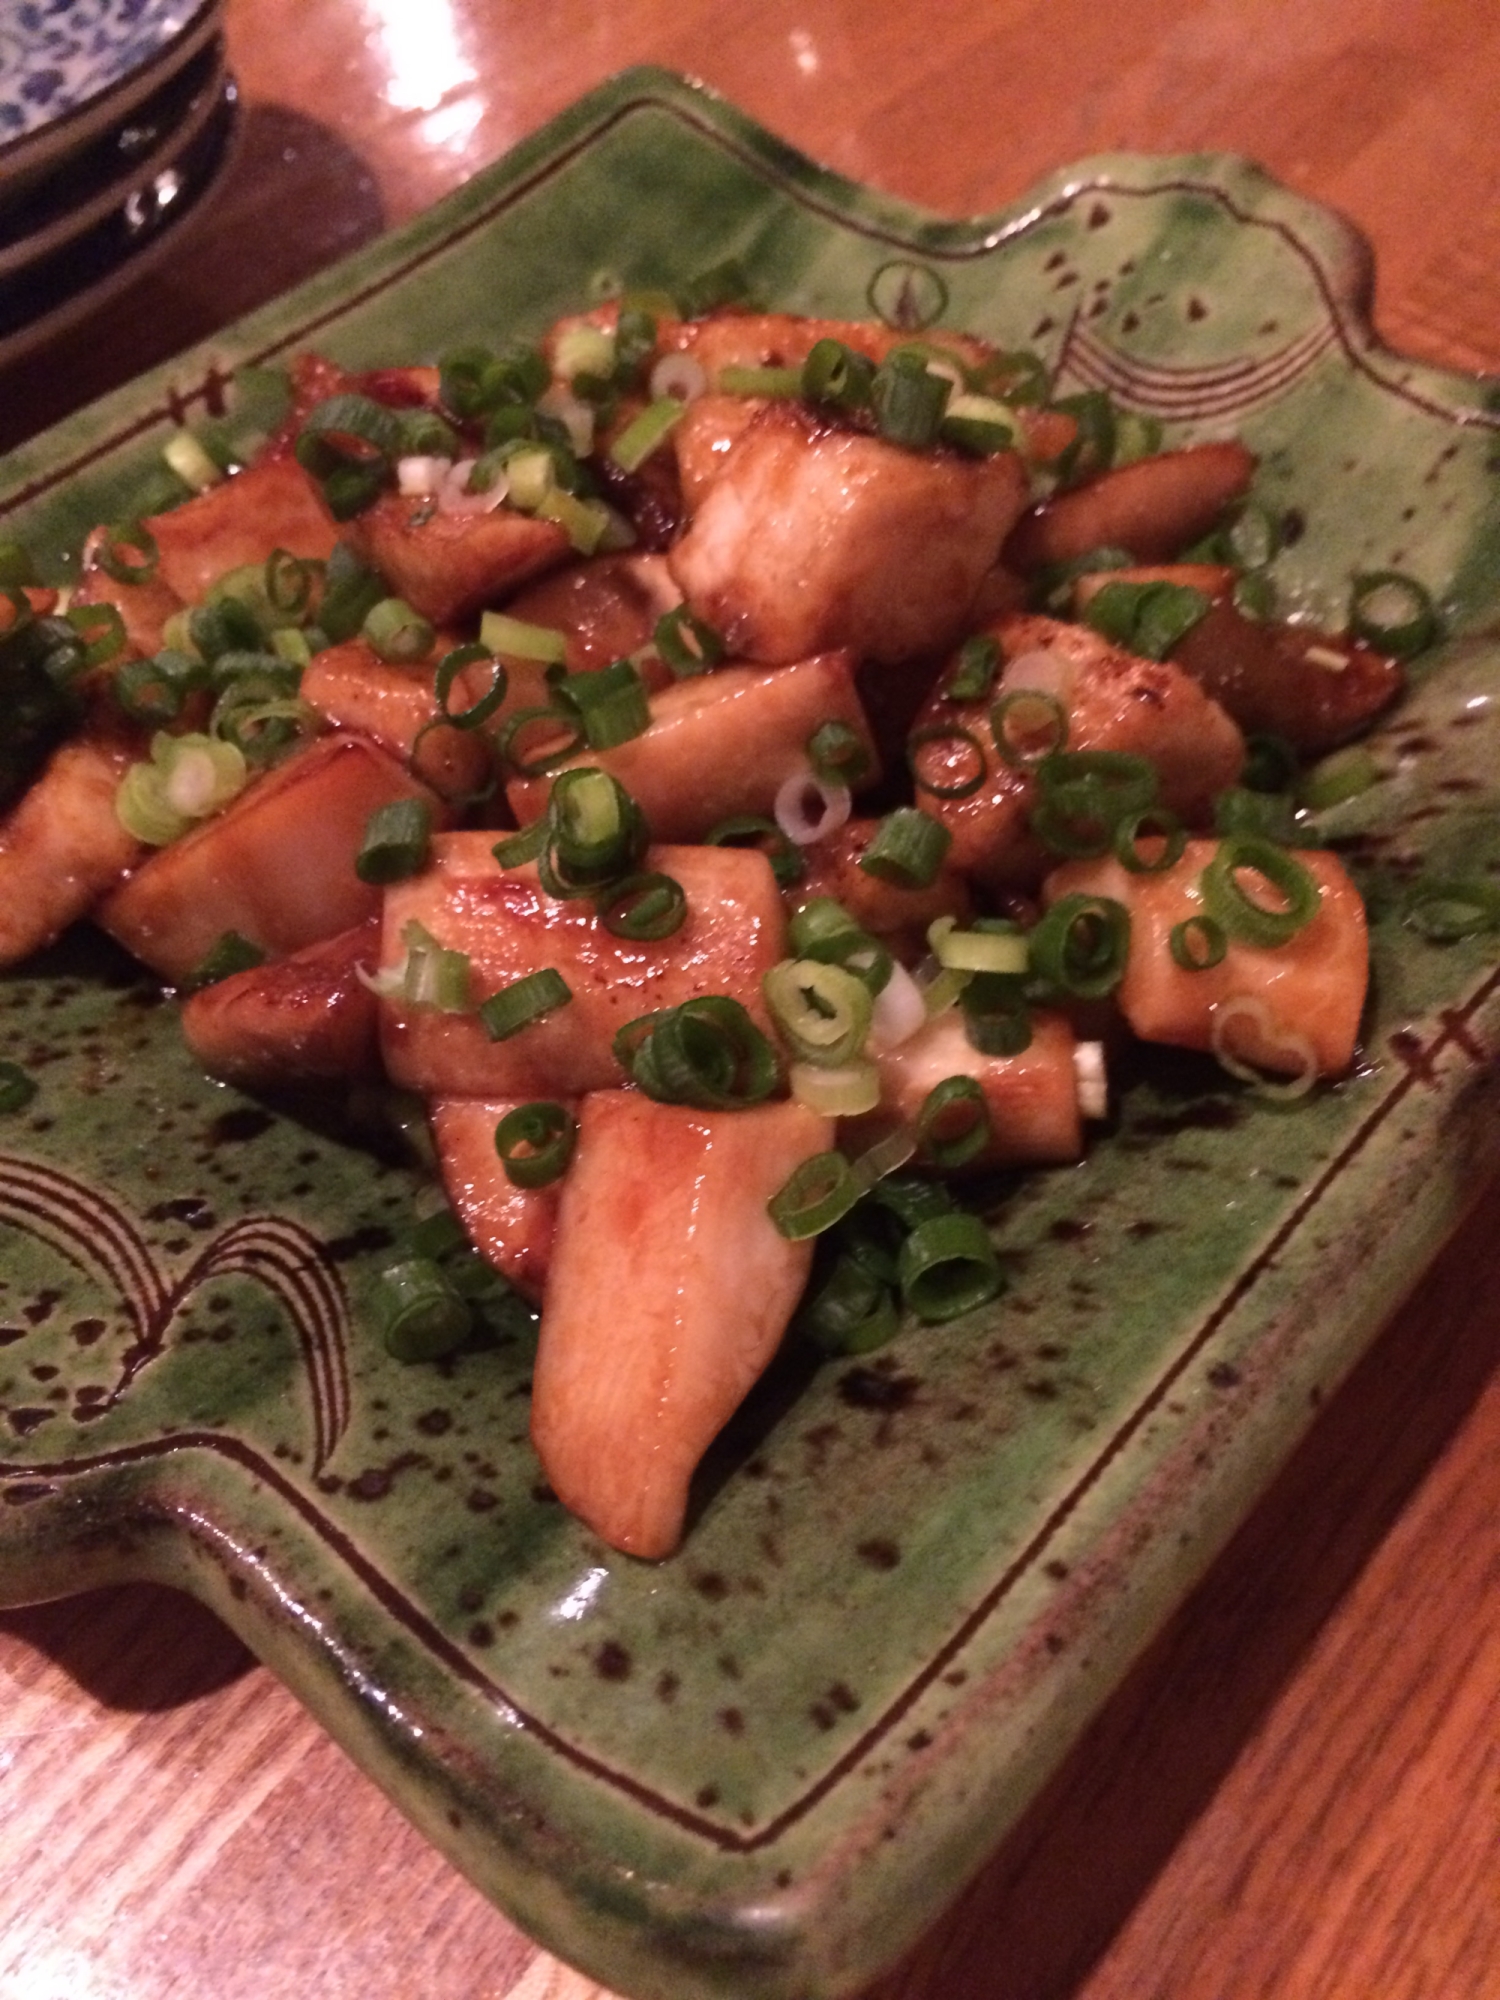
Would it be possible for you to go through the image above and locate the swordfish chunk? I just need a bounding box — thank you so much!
[668,402,1030,667]
[531,1092,831,1558]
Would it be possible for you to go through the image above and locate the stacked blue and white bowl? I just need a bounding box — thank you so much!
[0,0,237,365]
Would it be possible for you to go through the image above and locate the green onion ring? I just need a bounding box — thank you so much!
[1114,806,1186,873]
[494,1101,577,1188]
[907,723,987,799]
[1030,893,1131,998]
[478,968,573,1040]
[1170,914,1229,970]
[767,1151,863,1240]
[917,1075,993,1169]
[596,870,687,940]
[1200,836,1321,949]
[897,1212,1004,1322]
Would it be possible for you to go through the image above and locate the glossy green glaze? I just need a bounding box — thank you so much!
[4,68,1500,2000]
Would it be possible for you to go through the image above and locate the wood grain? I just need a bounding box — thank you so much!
[1,3,1499,1997]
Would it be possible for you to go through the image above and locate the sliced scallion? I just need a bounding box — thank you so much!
[1200,836,1320,949]
[614,995,778,1109]
[858,807,951,889]
[898,1212,1003,1322]
[356,797,432,883]
[768,1151,863,1241]
[376,1256,473,1361]
[916,1075,993,1169]
[494,1102,577,1188]
[478,968,573,1040]
[1030,893,1131,998]
[1348,570,1439,658]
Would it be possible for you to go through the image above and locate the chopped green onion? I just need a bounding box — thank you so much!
[596,870,687,940]
[1232,570,1277,621]
[928,914,1029,975]
[801,339,875,413]
[116,731,250,845]
[1200,836,1321,949]
[917,1075,993,1168]
[1082,578,1212,660]
[491,820,548,869]
[947,633,1001,703]
[494,1102,577,1188]
[1400,876,1500,942]
[1049,390,1117,487]
[265,548,317,619]
[608,397,686,473]
[962,989,1033,1056]
[786,897,892,995]
[0,1061,38,1114]
[356,797,433,883]
[858,807,952,889]
[971,348,1051,406]
[363,596,435,665]
[498,704,584,777]
[65,600,126,671]
[614,995,778,1108]
[940,393,1015,456]
[990,688,1069,768]
[398,920,472,1013]
[545,767,648,890]
[1030,750,1158,859]
[536,486,612,556]
[1299,745,1383,811]
[797,1254,900,1354]
[871,351,951,449]
[1030,893,1131,998]
[552,659,652,751]
[318,544,387,644]
[764,959,874,1067]
[163,431,225,494]
[434,642,507,730]
[704,813,806,889]
[806,719,872,789]
[376,1256,473,1361]
[478,968,573,1040]
[1110,409,1165,466]
[788,1059,882,1118]
[768,1151,863,1240]
[1114,807,1186,873]
[653,604,725,676]
[717,364,802,397]
[555,324,617,384]
[479,610,569,664]
[395,406,461,459]
[898,1212,1003,1322]
[1170,915,1229,970]
[1348,570,1439,658]
[908,723,987,799]
[295,395,404,514]
[96,524,159,586]
[185,931,268,989]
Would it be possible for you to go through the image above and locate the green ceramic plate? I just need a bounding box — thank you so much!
[4,67,1500,2000]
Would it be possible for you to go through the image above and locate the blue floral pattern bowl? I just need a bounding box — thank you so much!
[0,0,218,197]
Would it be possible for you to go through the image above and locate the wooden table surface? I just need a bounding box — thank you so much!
[2,3,1499,1996]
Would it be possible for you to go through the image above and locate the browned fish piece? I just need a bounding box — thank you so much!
[668,402,1030,667]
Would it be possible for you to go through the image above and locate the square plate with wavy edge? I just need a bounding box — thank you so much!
[3,67,1500,2000]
